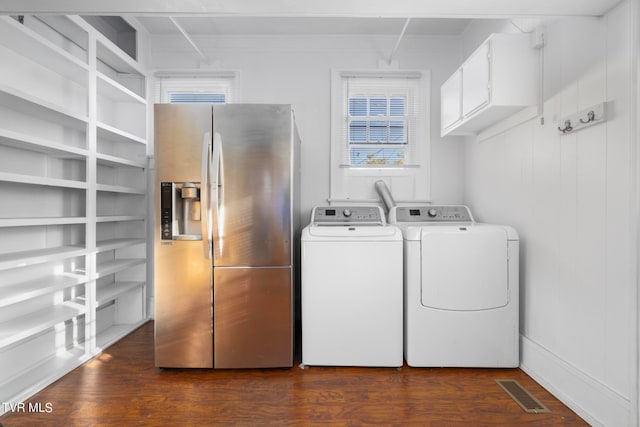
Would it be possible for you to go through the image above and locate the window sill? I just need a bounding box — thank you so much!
[339,164,419,169]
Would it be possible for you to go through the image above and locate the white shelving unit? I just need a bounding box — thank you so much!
[0,14,149,411]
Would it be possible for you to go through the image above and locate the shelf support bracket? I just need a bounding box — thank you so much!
[169,17,208,63]
[387,18,411,65]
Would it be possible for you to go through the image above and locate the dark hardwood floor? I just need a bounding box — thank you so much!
[1,321,587,426]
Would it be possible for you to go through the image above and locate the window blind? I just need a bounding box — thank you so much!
[342,75,420,166]
[168,93,226,103]
[155,75,235,104]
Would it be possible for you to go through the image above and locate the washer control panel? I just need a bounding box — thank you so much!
[311,206,385,226]
[393,205,473,223]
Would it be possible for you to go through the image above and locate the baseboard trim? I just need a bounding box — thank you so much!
[520,335,630,426]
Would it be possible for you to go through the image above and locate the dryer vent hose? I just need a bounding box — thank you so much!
[375,180,396,213]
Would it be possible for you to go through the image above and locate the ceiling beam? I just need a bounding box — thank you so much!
[0,0,621,17]
[169,17,207,62]
[387,18,411,65]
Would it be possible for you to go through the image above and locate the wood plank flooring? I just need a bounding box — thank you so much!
[1,321,587,426]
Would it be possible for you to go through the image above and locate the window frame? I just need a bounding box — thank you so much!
[330,69,431,203]
[334,70,427,170]
[154,72,238,104]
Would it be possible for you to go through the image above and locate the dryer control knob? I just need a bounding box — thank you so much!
[343,209,352,217]
[427,208,438,217]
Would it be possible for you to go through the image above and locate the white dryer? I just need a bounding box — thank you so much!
[301,206,403,367]
[389,205,519,368]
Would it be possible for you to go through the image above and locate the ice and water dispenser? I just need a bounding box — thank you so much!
[160,182,203,240]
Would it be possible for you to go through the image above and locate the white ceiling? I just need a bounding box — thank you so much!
[136,17,472,36]
[0,0,622,17]
[0,0,623,37]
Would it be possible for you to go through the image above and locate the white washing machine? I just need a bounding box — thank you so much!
[301,206,403,367]
[389,205,519,368]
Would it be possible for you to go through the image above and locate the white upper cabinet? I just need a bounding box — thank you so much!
[441,33,538,137]
[440,69,462,131]
[461,41,491,117]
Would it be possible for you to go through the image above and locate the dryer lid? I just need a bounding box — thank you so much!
[421,226,509,311]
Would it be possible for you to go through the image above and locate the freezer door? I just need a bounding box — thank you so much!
[154,104,214,368]
[154,104,212,182]
[214,267,292,368]
[211,104,293,267]
[154,241,213,368]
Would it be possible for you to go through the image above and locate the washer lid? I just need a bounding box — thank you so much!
[421,226,509,311]
[306,225,401,239]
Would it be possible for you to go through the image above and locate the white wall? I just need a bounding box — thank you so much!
[461,2,637,425]
[147,33,465,218]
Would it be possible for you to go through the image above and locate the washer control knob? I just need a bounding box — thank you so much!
[427,208,438,218]
[343,209,352,218]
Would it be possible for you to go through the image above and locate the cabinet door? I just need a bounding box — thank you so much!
[440,69,462,131]
[462,40,491,117]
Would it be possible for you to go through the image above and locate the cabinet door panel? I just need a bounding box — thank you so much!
[462,41,491,117]
[440,69,462,131]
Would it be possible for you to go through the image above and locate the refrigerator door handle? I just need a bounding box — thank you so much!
[212,132,224,259]
[201,132,212,259]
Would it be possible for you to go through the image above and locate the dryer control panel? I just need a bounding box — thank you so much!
[311,206,385,226]
[393,205,474,223]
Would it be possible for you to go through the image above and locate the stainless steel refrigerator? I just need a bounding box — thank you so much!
[154,104,300,368]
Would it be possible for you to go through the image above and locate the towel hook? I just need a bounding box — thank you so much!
[579,110,596,124]
[558,119,573,134]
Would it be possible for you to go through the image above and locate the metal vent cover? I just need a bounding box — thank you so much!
[496,379,551,414]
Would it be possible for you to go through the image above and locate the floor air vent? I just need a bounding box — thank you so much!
[496,379,551,414]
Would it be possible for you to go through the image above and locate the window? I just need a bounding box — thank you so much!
[341,73,421,167]
[348,94,408,165]
[155,73,237,104]
[330,69,430,202]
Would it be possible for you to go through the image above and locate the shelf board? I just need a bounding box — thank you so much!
[96,238,146,253]
[96,258,145,278]
[97,281,145,306]
[0,15,149,412]
[96,152,145,169]
[96,215,145,223]
[96,121,146,145]
[96,183,145,194]
[96,320,147,351]
[0,301,86,349]
[0,16,89,86]
[0,217,87,228]
[0,171,88,190]
[0,273,89,308]
[0,84,88,129]
[0,128,88,159]
[97,72,146,105]
[95,36,144,76]
[36,16,88,57]
[0,245,86,271]
[0,345,88,406]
